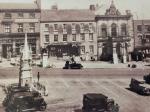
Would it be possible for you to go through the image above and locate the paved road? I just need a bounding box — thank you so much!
[0,67,150,78]
[0,67,150,112]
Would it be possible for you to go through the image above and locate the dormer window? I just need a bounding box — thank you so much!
[5,12,11,19]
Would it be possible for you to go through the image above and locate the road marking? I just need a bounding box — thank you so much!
[61,78,70,88]
[105,79,139,98]
[76,79,87,88]
[95,80,119,98]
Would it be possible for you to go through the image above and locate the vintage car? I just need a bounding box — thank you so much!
[3,85,47,112]
[143,74,150,84]
[82,93,119,112]
[129,78,150,95]
[3,85,30,106]
[5,91,47,112]
[63,61,83,69]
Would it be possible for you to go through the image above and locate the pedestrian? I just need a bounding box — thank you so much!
[37,72,40,82]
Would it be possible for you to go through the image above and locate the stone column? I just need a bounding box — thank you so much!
[123,43,127,63]
[0,44,2,61]
[12,41,16,57]
[98,43,103,60]
[113,43,118,64]
[42,53,49,67]
[36,37,40,55]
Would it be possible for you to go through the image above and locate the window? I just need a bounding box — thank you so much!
[80,33,85,41]
[18,23,23,32]
[89,33,93,40]
[4,13,11,19]
[145,25,150,32]
[137,25,142,32]
[4,24,11,33]
[45,24,49,28]
[18,12,24,18]
[81,46,85,54]
[72,23,76,29]
[29,23,35,33]
[45,35,49,42]
[63,24,67,29]
[89,45,94,53]
[45,24,49,31]
[81,23,84,29]
[101,24,107,37]
[121,24,127,36]
[54,24,58,30]
[72,34,76,41]
[54,35,58,42]
[111,23,117,37]
[29,13,35,18]
[89,23,93,30]
[63,34,67,41]
[145,35,150,43]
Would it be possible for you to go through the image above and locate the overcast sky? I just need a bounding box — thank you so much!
[0,0,149,19]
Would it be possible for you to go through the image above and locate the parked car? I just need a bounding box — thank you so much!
[3,85,47,112]
[82,93,119,112]
[129,78,150,95]
[63,61,83,69]
[143,74,150,84]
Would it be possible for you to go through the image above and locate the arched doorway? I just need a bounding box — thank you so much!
[101,43,113,61]
[116,43,122,61]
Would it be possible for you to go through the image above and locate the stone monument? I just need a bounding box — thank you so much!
[19,32,32,87]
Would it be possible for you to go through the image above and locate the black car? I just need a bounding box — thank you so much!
[129,78,150,95]
[63,61,83,69]
[82,93,119,112]
[144,74,150,84]
[4,86,47,112]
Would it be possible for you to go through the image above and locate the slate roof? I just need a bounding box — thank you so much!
[0,3,38,10]
[41,9,95,22]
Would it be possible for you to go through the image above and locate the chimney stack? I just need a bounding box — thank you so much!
[89,5,96,11]
[126,10,132,15]
[51,4,58,10]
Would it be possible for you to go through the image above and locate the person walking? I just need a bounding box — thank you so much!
[37,72,40,82]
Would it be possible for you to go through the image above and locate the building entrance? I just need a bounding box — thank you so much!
[2,44,12,58]
[47,43,80,58]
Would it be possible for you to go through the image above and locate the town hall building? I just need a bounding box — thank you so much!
[96,1,134,63]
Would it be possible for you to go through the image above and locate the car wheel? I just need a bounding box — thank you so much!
[39,105,46,111]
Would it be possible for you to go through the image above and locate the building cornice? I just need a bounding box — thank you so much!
[95,15,132,21]
[0,32,40,38]
[0,9,41,12]
[40,20,95,23]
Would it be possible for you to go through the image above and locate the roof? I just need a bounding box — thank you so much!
[41,9,95,22]
[0,3,38,10]
[84,93,108,100]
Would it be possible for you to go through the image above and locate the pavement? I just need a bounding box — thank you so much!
[0,57,149,69]
[48,57,149,69]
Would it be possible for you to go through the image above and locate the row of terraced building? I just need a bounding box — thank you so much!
[0,0,148,63]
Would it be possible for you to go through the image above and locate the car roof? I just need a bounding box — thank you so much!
[84,93,108,100]
[13,92,32,98]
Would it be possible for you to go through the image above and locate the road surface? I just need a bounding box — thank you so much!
[0,67,150,112]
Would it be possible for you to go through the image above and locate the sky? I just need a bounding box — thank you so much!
[0,0,149,19]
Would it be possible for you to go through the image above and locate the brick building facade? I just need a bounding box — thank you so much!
[133,20,150,60]
[0,0,140,63]
[40,6,97,60]
[0,0,41,59]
